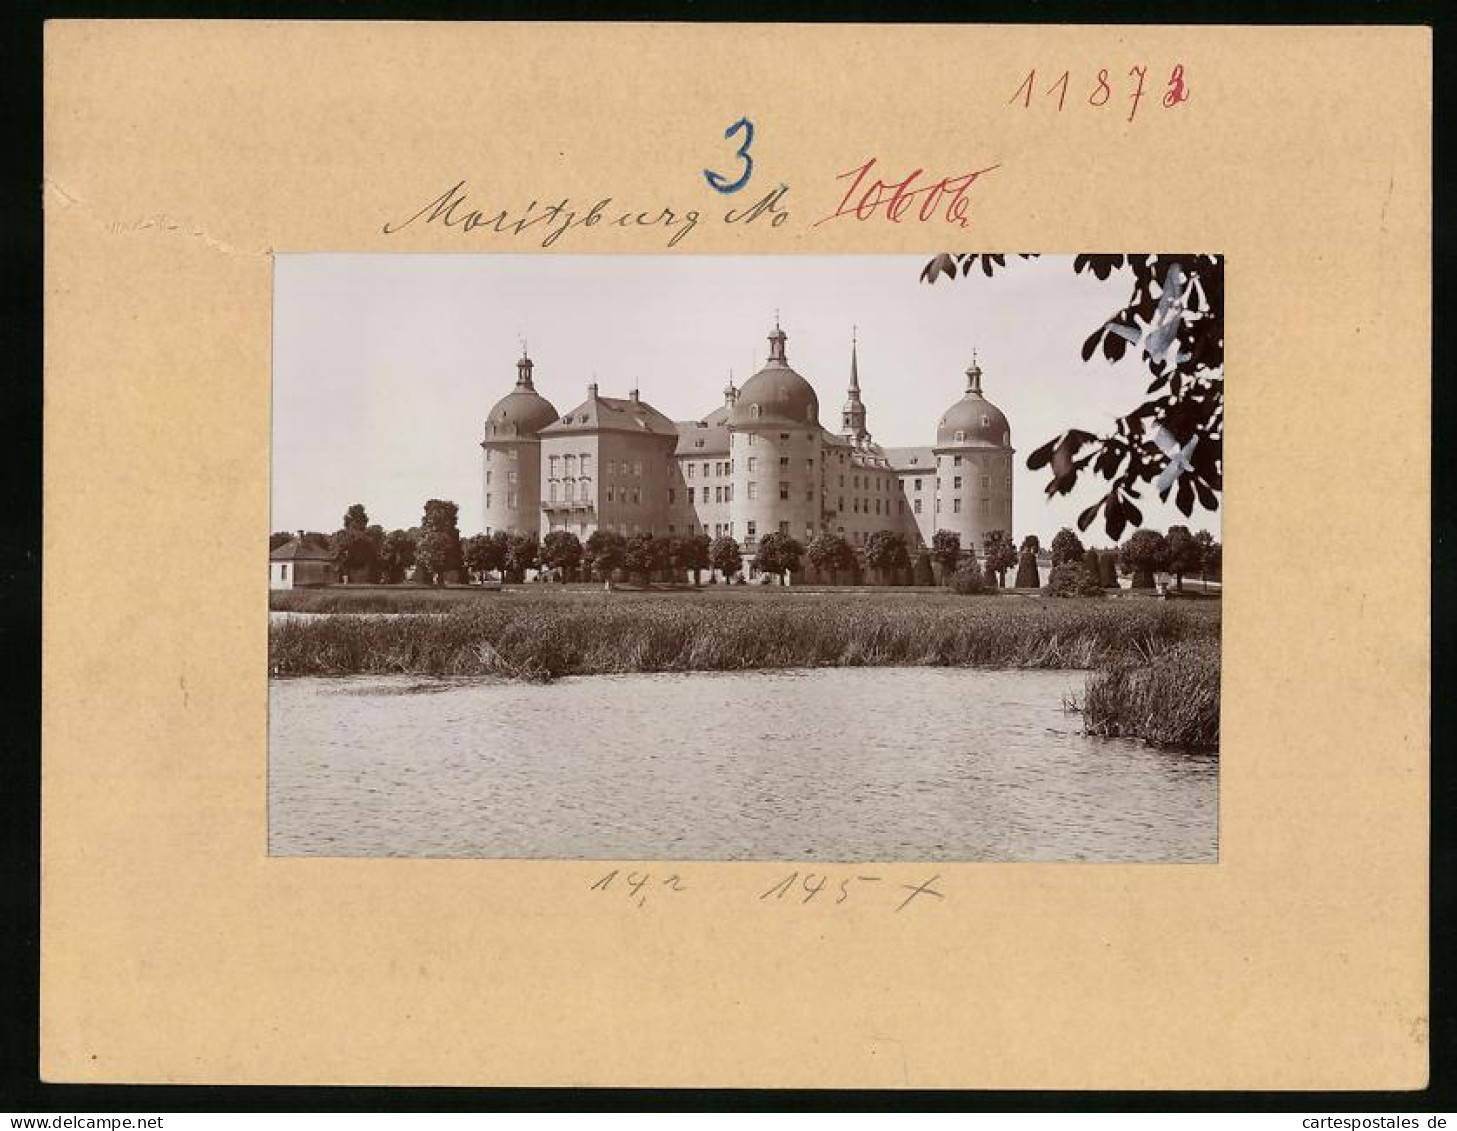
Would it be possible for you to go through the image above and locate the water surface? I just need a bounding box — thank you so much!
[268,667,1217,861]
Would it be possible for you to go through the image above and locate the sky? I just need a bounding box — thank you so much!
[272,254,1221,546]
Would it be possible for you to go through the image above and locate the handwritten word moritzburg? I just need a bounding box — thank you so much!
[381,179,789,247]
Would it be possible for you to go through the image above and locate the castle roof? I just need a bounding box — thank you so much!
[542,386,678,438]
[883,446,937,471]
[728,321,821,429]
[936,357,1012,449]
[484,353,559,440]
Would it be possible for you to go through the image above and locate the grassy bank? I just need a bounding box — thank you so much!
[1070,639,1221,750]
[269,591,1220,683]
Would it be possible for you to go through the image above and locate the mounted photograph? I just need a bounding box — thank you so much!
[268,253,1224,862]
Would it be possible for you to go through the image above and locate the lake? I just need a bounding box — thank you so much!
[268,667,1217,862]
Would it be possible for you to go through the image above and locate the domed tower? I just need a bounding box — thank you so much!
[932,351,1014,554]
[840,328,868,441]
[728,318,825,557]
[481,348,558,537]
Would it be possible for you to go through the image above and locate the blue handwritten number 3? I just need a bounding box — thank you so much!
[704,118,754,195]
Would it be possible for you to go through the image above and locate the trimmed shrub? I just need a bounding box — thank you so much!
[1044,562,1104,598]
[913,552,934,587]
[948,564,987,595]
[1013,549,1040,588]
[1082,549,1102,588]
[1099,551,1118,588]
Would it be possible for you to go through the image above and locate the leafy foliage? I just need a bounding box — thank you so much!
[913,552,935,587]
[982,531,1018,587]
[415,499,464,584]
[584,530,627,581]
[1044,562,1104,598]
[623,532,662,582]
[1013,548,1040,589]
[462,533,502,581]
[379,529,417,583]
[709,535,743,579]
[1050,527,1085,567]
[931,529,962,575]
[1098,550,1119,588]
[502,533,539,582]
[948,563,987,595]
[1164,525,1202,590]
[540,531,584,577]
[807,532,857,577]
[680,533,713,584]
[1120,528,1170,589]
[922,253,1224,539]
[864,530,911,583]
[754,531,803,580]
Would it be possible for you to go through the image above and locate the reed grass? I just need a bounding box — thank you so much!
[1069,639,1221,750]
[269,591,1220,683]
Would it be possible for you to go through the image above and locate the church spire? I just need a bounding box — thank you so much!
[841,326,868,440]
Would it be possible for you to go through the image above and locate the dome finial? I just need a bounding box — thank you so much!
[767,314,788,365]
[516,340,535,388]
[966,348,983,394]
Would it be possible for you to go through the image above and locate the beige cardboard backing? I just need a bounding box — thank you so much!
[41,22,1431,1088]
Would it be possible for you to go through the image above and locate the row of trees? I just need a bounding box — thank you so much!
[273,504,1221,592]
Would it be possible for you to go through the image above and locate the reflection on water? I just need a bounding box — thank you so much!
[268,668,1217,862]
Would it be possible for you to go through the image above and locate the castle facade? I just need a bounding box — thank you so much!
[480,321,1014,568]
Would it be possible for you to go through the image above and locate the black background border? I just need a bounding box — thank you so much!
[2,0,1450,1112]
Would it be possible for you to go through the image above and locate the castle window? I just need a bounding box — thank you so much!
[981,475,990,489]
[486,471,492,485]
[779,521,790,536]
[953,498,962,514]
[508,491,518,509]
[687,487,694,504]
[935,499,942,514]
[607,487,614,503]
[780,433,790,441]
[751,404,762,419]
[548,456,559,477]
[955,430,965,443]
[580,455,591,475]
[806,459,813,473]
[914,478,922,491]
[805,489,813,502]
[702,463,709,477]
[747,482,758,500]
[485,449,493,462]
[695,439,704,448]
[549,482,559,502]
[634,461,643,477]
[579,481,590,502]
[687,464,695,478]
[747,520,757,538]
[632,487,641,504]
[747,457,757,472]
[780,456,789,468]
[981,415,990,428]
[953,455,963,467]
[747,433,756,446]
[914,499,922,514]
[485,493,492,508]
[280,564,288,581]
[953,476,962,490]
[564,454,575,475]
[779,481,790,500]
[715,486,723,503]
[838,497,844,512]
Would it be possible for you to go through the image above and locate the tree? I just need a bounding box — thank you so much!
[754,531,803,583]
[463,532,503,582]
[584,529,626,581]
[270,531,294,551]
[650,536,676,583]
[806,532,856,582]
[913,552,935,586]
[863,530,910,585]
[1050,527,1085,567]
[1020,534,1041,555]
[621,532,658,583]
[983,530,1018,588]
[1044,562,1104,598]
[680,533,712,586]
[415,499,464,584]
[1098,550,1119,588]
[379,529,417,583]
[1013,547,1039,589]
[329,525,382,584]
[540,530,584,580]
[1193,530,1221,588]
[1164,525,1202,591]
[342,503,370,532]
[931,529,962,580]
[1120,528,1170,589]
[503,533,539,582]
[922,253,1223,540]
[709,535,743,580]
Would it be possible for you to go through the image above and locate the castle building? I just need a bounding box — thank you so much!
[480,320,1014,569]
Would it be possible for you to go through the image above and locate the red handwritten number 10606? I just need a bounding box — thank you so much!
[1011,64,1190,121]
